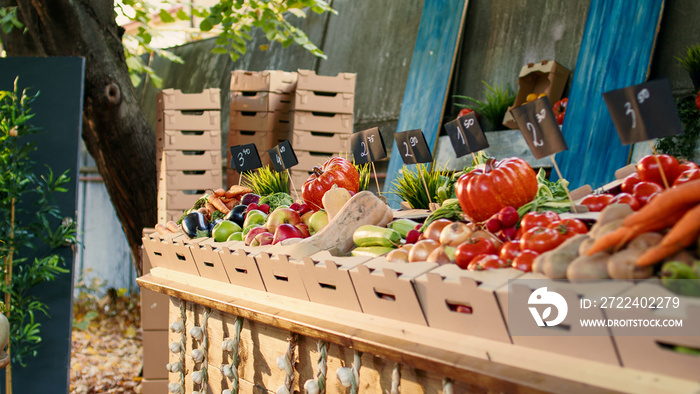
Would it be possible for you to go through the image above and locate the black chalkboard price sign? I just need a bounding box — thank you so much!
[268,140,298,172]
[230,143,263,172]
[351,127,387,164]
[602,79,683,145]
[394,129,432,164]
[510,96,568,159]
[444,111,489,157]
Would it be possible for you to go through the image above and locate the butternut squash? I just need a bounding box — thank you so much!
[322,184,353,221]
[283,191,392,254]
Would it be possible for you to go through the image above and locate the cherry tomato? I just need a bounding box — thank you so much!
[610,192,641,211]
[467,254,508,271]
[520,227,565,254]
[512,250,539,272]
[620,172,642,194]
[454,305,473,314]
[499,240,522,263]
[548,218,588,238]
[633,181,664,207]
[457,108,475,118]
[455,237,496,270]
[519,211,561,233]
[636,154,681,187]
[678,161,699,173]
[673,169,700,187]
[580,194,614,212]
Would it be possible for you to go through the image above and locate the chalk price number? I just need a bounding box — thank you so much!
[230,143,262,172]
[394,129,432,165]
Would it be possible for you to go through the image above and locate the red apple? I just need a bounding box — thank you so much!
[498,206,519,228]
[295,223,311,238]
[245,202,260,214]
[258,203,270,214]
[289,202,302,212]
[251,231,274,246]
[244,226,268,246]
[297,203,311,216]
[265,208,302,234]
[272,223,304,244]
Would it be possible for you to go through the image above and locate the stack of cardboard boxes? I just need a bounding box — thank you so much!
[156,89,223,224]
[227,70,297,187]
[289,70,356,195]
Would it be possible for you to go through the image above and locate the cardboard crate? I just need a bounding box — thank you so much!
[230,110,292,132]
[295,150,336,172]
[502,60,570,129]
[228,129,289,149]
[141,379,168,394]
[607,282,700,381]
[296,251,370,312]
[142,232,184,270]
[158,188,204,211]
[413,265,523,343]
[495,273,633,365]
[157,88,220,111]
[230,70,298,93]
[294,90,355,114]
[292,129,351,154]
[255,252,309,301]
[158,169,222,191]
[143,234,203,276]
[289,169,312,192]
[157,129,221,151]
[218,243,268,292]
[297,69,356,93]
[142,330,168,380]
[141,288,169,331]
[293,111,353,134]
[157,149,221,171]
[349,259,437,326]
[189,239,232,283]
[230,91,292,112]
[160,109,220,131]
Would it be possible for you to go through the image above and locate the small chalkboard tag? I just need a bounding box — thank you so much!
[510,96,568,159]
[394,129,432,164]
[444,112,489,157]
[602,79,683,145]
[351,127,387,164]
[268,140,298,171]
[230,143,262,172]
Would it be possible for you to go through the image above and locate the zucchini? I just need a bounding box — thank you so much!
[353,225,401,248]
[351,246,395,258]
[388,218,419,238]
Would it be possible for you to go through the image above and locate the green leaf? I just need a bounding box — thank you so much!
[211,47,229,55]
[158,9,176,23]
[199,19,214,32]
[288,8,306,18]
[176,9,189,21]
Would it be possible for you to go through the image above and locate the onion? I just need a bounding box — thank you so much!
[386,248,409,263]
[470,230,503,252]
[438,221,473,246]
[408,239,440,262]
[427,245,456,265]
[424,219,453,242]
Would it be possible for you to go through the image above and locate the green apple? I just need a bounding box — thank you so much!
[212,220,242,242]
[226,232,243,242]
[308,210,329,235]
[243,209,267,230]
[242,224,262,237]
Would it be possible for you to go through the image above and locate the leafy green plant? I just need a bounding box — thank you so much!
[675,44,700,74]
[0,79,77,369]
[391,162,451,209]
[355,163,371,191]
[454,82,516,130]
[242,166,289,195]
[656,94,700,161]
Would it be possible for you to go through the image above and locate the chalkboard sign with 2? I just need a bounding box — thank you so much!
[268,140,298,171]
[394,129,432,164]
[230,143,263,172]
[510,96,567,159]
[444,111,489,157]
[351,127,387,164]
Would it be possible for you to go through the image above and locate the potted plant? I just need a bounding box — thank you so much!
[454,82,516,131]
[676,43,700,90]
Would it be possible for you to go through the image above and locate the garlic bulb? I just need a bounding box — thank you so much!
[222,338,235,352]
[304,379,319,394]
[169,342,181,353]
[276,386,291,394]
[168,383,183,394]
[166,362,181,373]
[192,348,205,364]
[276,355,293,375]
[336,367,353,387]
[223,390,232,394]
[190,326,204,341]
[192,370,204,384]
[222,364,234,379]
[170,321,184,333]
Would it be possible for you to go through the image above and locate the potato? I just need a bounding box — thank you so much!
[567,252,611,281]
[588,218,624,242]
[578,236,596,256]
[593,204,633,229]
[535,234,589,279]
[607,248,654,280]
[627,232,663,250]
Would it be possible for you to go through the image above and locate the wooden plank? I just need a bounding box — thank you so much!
[554,0,665,188]
[139,269,700,393]
[382,0,469,206]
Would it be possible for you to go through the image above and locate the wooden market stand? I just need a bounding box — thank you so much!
[138,265,700,393]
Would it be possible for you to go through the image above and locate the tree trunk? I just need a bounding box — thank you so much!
[0,0,155,275]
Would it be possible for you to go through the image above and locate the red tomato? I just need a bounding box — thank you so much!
[633,181,664,207]
[499,240,522,263]
[610,192,641,211]
[678,161,699,173]
[467,254,508,271]
[520,227,565,254]
[455,237,497,269]
[696,91,700,111]
[455,157,538,223]
[548,218,588,238]
[636,154,681,187]
[673,169,700,187]
[520,211,561,233]
[552,98,568,126]
[580,194,614,212]
[620,172,642,194]
[457,108,476,118]
[512,250,539,272]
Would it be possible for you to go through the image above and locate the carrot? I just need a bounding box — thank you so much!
[155,223,172,235]
[587,209,687,256]
[636,204,700,266]
[224,190,236,199]
[623,179,700,228]
[213,188,226,197]
[207,194,230,214]
[166,221,180,233]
